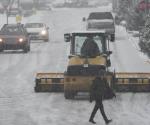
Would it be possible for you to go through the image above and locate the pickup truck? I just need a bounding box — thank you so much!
[84,12,115,42]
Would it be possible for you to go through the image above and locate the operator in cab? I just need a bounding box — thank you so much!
[81,35,100,57]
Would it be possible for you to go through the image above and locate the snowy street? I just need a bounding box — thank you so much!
[0,4,150,125]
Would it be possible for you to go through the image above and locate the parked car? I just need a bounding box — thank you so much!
[25,23,49,42]
[0,24,30,53]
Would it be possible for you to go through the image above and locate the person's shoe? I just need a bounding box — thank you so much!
[89,119,96,124]
[105,119,112,124]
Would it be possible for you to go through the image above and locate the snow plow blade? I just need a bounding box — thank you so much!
[35,73,64,92]
[114,72,150,92]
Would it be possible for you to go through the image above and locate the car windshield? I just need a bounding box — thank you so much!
[88,12,113,20]
[88,22,114,29]
[25,23,44,28]
[74,34,105,56]
[0,26,23,35]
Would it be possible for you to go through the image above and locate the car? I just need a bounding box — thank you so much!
[84,12,115,42]
[25,23,49,42]
[0,24,30,53]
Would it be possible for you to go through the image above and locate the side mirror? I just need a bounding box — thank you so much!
[64,33,71,42]
[107,34,115,42]
[82,17,86,22]
[107,59,111,67]
[110,36,115,42]
[106,51,112,56]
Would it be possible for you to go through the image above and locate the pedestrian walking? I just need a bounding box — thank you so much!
[89,71,115,124]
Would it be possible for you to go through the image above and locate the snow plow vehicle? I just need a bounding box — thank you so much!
[35,31,150,99]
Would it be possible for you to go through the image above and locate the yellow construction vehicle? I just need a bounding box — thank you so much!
[35,31,150,99]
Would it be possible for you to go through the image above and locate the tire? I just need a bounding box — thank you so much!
[23,45,30,53]
[28,45,30,51]
[64,90,75,99]
[34,86,40,92]
[111,34,115,42]
[0,47,4,52]
[44,39,49,42]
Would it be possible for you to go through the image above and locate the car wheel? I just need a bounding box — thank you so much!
[44,39,49,42]
[0,49,3,52]
[23,45,29,53]
[0,47,4,52]
[28,45,30,51]
[111,34,115,42]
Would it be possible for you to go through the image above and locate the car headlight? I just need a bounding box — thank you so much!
[19,38,24,43]
[41,30,47,35]
[0,38,3,42]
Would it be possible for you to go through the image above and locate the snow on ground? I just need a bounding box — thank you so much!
[0,5,150,125]
[110,26,150,72]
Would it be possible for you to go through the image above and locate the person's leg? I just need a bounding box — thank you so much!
[98,101,112,124]
[89,102,99,124]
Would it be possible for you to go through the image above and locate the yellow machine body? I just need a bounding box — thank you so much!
[34,31,150,99]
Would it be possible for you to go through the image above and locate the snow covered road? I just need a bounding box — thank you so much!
[0,6,150,125]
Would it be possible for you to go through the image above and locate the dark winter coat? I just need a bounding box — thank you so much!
[81,38,100,57]
[89,77,115,102]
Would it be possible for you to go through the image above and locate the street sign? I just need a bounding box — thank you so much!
[16,14,22,23]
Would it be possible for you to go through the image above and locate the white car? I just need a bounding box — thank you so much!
[25,23,49,42]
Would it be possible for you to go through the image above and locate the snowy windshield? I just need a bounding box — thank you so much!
[88,22,114,29]
[0,26,23,35]
[25,23,44,28]
[74,35,104,55]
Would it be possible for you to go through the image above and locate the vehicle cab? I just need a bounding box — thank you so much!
[64,30,112,76]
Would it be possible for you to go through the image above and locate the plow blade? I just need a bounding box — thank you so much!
[35,73,64,92]
[115,72,150,92]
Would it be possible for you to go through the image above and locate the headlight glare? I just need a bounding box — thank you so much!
[41,30,47,35]
[19,38,24,42]
[0,38,3,42]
